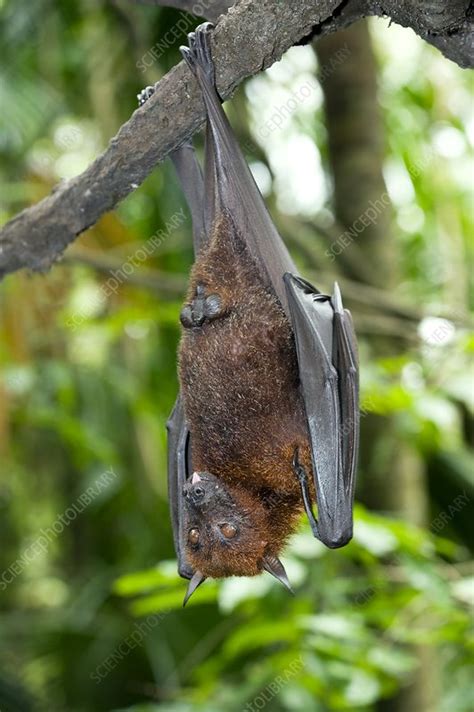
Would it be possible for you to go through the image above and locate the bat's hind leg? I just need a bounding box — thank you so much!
[181,22,215,83]
[292,448,320,540]
[180,283,225,328]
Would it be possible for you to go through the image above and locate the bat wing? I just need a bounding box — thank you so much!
[181,22,297,317]
[166,395,195,579]
[138,90,200,578]
[284,275,359,548]
[170,141,207,253]
[168,142,208,580]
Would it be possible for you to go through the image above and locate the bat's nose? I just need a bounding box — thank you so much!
[183,473,207,506]
[191,484,205,501]
[191,473,204,500]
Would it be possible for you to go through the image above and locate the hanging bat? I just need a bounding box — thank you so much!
[139,22,359,605]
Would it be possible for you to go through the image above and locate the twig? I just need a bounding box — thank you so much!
[63,250,186,295]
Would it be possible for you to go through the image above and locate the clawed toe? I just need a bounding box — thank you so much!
[137,85,155,107]
[180,22,215,82]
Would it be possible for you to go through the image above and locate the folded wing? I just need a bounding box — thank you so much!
[284,275,359,548]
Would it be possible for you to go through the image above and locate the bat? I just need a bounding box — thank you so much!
[139,22,359,605]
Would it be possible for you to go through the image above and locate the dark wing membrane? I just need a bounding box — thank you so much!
[168,131,208,581]
[332,284,359,508]
[181,23,297,317]
[284,275,359,548]
[170,142,207,253]
[166,395,194,579]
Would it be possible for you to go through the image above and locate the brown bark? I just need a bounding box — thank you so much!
[133,0,474,68]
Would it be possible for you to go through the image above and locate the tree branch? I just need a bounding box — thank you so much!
[63,249,186,295]
[0,0,471,280]
[127,0,234,22]
[326,0,473,69]
[0,0,340,279]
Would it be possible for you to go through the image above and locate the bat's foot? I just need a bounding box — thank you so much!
[292,448,312,492]
[180,283,224,329]
[292,448,306,485]
[292,448,320,540]
[180,22,215,86]
[137,85,155,107]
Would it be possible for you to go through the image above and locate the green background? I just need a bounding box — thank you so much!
[0,2,472,711]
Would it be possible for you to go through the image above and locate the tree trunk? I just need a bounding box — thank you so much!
[315,21,438,711]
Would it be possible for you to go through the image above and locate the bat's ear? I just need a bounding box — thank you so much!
[183,570,206,607]
[262,556,294,595]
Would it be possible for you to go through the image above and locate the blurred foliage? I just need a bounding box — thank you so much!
[0,2,473,712]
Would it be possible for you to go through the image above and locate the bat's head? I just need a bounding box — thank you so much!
[182,472,293,605]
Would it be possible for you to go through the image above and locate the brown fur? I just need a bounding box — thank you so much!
[179,213,314,578]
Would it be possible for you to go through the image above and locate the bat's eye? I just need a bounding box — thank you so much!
[188,528,200,545]
[220,523,238,539]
